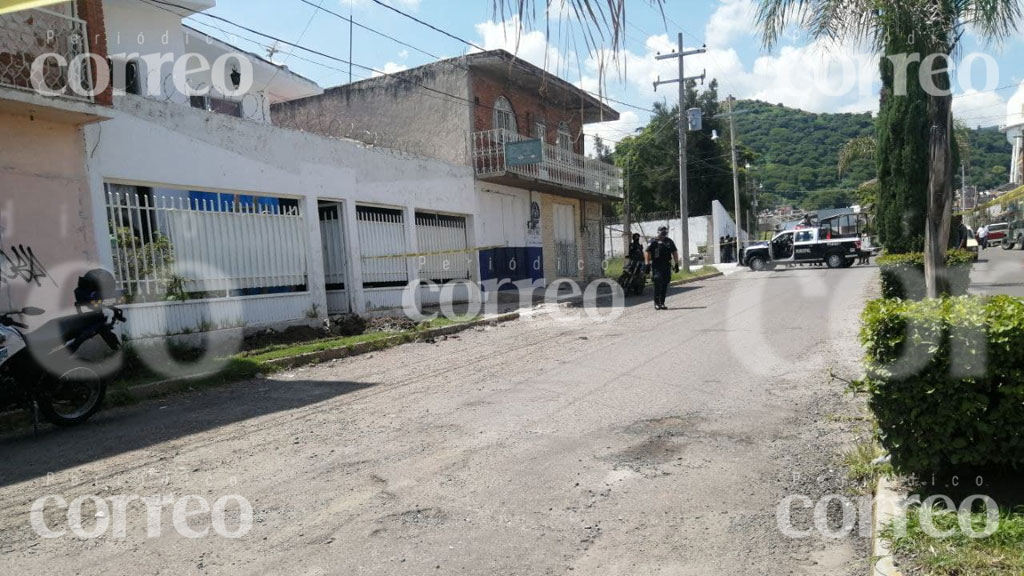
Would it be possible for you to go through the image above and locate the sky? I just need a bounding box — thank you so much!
[191,0,1024,151]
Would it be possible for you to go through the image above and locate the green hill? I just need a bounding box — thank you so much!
[732,100,1013,208]
[733,100,876,204]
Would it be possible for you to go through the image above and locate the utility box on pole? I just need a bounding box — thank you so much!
[653,34,706,273]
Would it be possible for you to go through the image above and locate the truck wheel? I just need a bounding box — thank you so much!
[1002,240,1014,251]
[749,256,767,272]
[1018,235,1024,251]
[826,253,845,269]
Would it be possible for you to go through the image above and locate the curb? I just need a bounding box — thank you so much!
[871,476,905,576]
[123,312,521,400]
[262,311,520,370]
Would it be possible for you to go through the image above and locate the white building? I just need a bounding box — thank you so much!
[1003,90,1024,186]
[82,0,478,339]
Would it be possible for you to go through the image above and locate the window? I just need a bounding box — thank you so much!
[493,96,517,134]
[557,121,572,154]
[534,120,546,141]
[125,60,141,95]
[795,231,814,243]
[189,95,243,118]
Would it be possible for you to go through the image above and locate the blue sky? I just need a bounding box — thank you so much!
[191,0,1024,149]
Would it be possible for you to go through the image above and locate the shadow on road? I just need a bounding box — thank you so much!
[0,378,374,488]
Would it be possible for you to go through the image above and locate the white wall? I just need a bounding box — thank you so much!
[84,95,476,319]
[101,0,320,124]
[604,216,710,261]
[103,0,191,106]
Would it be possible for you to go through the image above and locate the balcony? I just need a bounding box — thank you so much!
[0,6,92,102]
[469,129,622,200]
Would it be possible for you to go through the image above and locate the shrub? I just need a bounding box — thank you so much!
[858,295,1024,475]
[877,250,974,300]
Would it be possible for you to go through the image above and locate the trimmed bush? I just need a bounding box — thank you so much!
[877,250,974,300]
[859,295,1024,474]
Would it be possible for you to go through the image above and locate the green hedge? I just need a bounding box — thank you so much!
[859,295,1024,474]
[876,250,974,300]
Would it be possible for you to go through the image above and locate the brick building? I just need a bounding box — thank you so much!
[273,49,623,289]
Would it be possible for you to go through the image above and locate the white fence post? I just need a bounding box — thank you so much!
[404,205,420,309]
[343,201,366,315]
[304,195,328,322]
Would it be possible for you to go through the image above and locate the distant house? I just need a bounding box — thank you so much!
[273,49,624,289]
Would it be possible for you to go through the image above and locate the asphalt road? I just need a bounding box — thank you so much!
[0,264,878,575]
[970,242,1024,297]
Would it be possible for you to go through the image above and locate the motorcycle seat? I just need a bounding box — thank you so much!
[26,312,107,351]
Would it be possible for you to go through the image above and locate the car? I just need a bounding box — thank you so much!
[1001,217,1024,250]
[987,222,1009,247]
[965,228,980,261]
[741,227,861,271]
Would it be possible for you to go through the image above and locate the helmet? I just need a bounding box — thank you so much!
[74,268,123,308]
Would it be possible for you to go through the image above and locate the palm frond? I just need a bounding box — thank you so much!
[838,136,877,177]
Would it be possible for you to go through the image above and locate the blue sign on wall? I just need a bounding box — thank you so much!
[505,139,544,166]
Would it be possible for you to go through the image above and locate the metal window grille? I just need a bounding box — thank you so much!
[0,5,93,101]
[319,204,347,289]
[356,206,408,286]
[104,184,307,300]
[415,212,470,283]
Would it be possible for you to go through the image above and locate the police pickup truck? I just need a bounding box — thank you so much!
[741,227,861,271]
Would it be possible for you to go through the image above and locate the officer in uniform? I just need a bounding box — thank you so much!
[645,226,681,310]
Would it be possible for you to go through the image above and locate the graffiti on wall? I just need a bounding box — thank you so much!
[1,245,55,287]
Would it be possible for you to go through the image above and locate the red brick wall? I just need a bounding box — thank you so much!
[471,72,585,155]
[77,0,111,106]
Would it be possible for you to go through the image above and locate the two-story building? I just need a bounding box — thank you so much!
[0,0,112,319]
[272,50,623,291]
[4,0,482,343]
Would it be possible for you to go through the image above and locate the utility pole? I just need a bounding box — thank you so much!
[623,154,632,256]
[348,3,353,83]
[654,33,705,273]
[727,96,742,243]
[961,162,967,211]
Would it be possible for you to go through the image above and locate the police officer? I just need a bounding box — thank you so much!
[645,226,681,310]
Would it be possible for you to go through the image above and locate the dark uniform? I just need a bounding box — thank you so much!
[646,236,678,308]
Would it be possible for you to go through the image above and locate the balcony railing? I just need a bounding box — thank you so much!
[469,129,622,198]
[0,6,92,101]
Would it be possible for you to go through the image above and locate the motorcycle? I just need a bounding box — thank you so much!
[0,270,125,428]
[617,257,648,296]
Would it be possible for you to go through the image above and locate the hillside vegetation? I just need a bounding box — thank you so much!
[732,100,1013,209]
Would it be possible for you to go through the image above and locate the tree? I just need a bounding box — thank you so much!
[756,0,1022,298]
[614,80,737,217]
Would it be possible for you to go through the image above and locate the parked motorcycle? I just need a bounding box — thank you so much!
[0,270,125,428]
[617,258,648,296]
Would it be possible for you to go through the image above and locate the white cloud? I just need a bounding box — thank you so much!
[705,0,758,50]
[371,62,409,77]
[954,89,1008,127]
[584,110,641,153]
[473,17,568,75]
[584,35,880,115]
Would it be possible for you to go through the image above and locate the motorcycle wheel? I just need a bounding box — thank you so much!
[37,366,107,426]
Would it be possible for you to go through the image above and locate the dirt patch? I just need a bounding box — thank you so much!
[612,436,683,468]
[624,415,698,437]
[241,325,329,352]
[381,507,448,527]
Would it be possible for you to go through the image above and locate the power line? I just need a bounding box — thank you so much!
[361,0,657,114]
[296,0,445,62]
[141,0,478,108]
[368,0,485,52]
